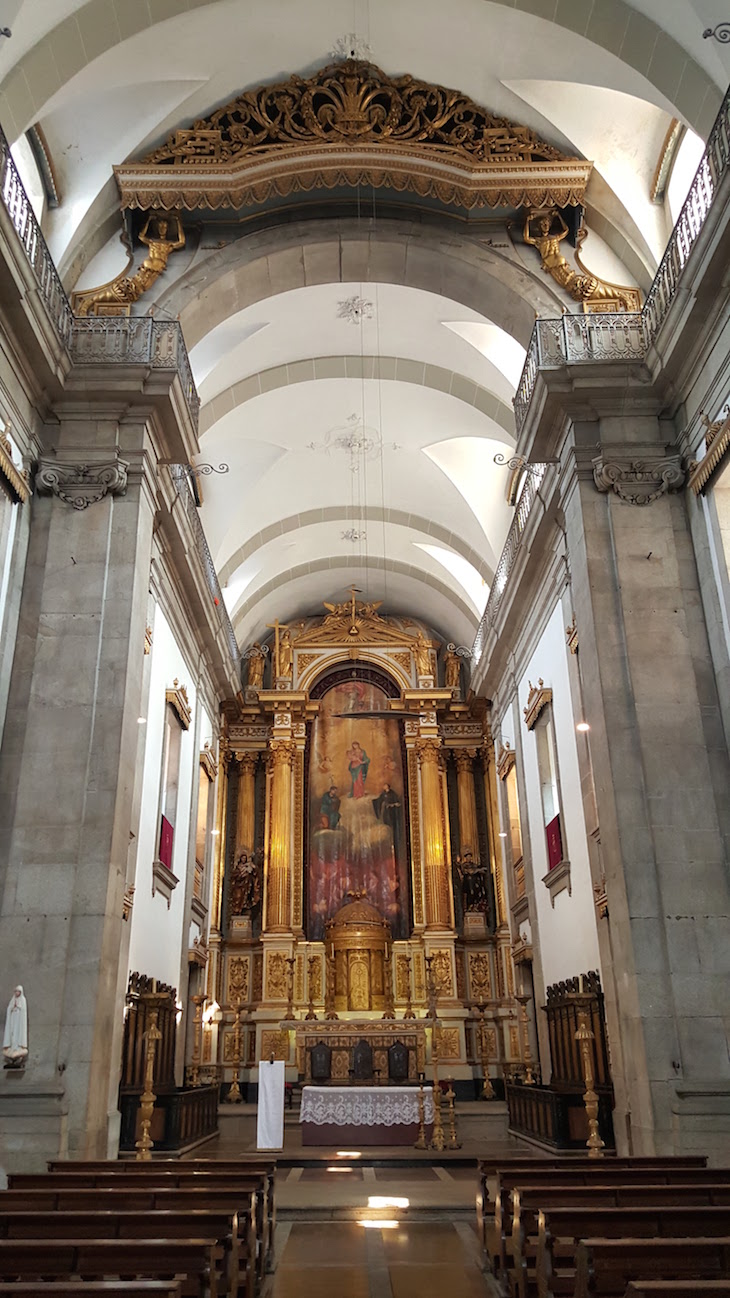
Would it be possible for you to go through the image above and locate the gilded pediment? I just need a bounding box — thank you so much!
[115,60,592,213]
[294,597,416,648]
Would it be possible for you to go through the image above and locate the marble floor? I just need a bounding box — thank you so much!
[270,1215,492,1297]
[266,1162,503,1297]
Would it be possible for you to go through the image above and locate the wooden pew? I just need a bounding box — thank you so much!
[572,1239,730,1298]
[625,1284,730,1298]
[0,1210,252,1298]
[478,1157,708,1214]
[9,1169,273,1279]
[0,1285,183,1298]
[0,1238,223,1298]
[527,1206,730,1298]
[484,1180,730,1276]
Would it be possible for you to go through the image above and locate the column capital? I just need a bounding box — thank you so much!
[36,454,128,510]
[236,751,259,775]
[592,452,685,505]
[453,747,477,774]
[269,739,297,769]
[415,736,442,767]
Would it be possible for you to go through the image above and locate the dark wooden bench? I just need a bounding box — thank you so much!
[0,1210,252,1298]
[625,1284,730,1298]
[572,1239,730,1298]
[0,1238,223,1298]
[483,1180,730,1274]
[10,1169,274,1279]
[527,1207,730,1298]
[478,1157,708,1214]
[0,1286,183,1298]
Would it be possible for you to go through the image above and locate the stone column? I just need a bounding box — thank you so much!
[416,737,452,929]
[563,424,730,1156]
[236,752,257,854]
[454,748,479,857]
[0,416,156,1166]
[265,739,295,932]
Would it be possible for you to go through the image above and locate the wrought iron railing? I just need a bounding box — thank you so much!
[70,316,200,424]
[0,124,73,345]
[478,83,730,665]
[472,463,546,663]
[0,124,200,427]
[513,83,730,433]
[170,464,240,663]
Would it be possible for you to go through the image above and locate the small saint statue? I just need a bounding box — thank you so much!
[413,631,432,678]
[229,850,262,916]
[444,649,461,691]
[3,984,28,1068]
[246,643,266,690]
[278,628,293,680]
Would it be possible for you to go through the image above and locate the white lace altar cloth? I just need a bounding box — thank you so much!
[300,1085,434,1127]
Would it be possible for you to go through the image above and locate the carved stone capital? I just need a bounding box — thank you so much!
[36,456,128,510]
[238,752,259,777]
[592,454,685,506]
[453,747,477,774]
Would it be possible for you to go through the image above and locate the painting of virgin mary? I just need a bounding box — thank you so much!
[347,740,370,798]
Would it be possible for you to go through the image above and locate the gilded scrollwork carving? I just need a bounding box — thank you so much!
[36,457,128,510]
[116,61,591,214]
[592,454,685,505]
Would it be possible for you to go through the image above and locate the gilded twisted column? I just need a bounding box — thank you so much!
[454,748,479,857]
[236,752,258,853]
[266,739,296,931]
[416,737,451,929]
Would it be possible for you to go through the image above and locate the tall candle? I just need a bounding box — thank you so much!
[578,974,583,993]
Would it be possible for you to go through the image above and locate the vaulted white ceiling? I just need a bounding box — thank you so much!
[2,0,723,653]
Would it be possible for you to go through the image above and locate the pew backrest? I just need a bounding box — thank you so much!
[573,1238,730,1298]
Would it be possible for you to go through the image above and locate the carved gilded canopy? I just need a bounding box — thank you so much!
[115,60,592,213]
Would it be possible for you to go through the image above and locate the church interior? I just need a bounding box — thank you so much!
[1,0,730,1293]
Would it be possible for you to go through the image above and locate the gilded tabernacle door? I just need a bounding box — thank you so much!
[307,678,411,940]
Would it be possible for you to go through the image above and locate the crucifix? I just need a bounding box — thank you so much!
[266,617,289,678]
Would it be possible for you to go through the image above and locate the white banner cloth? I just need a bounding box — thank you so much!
[300,1085,433,1127]
[257,1060,286,1149]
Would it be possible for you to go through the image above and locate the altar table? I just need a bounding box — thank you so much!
[300,1085,434,1146]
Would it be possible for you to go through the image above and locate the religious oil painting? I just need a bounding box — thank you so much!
[308,679,410,940]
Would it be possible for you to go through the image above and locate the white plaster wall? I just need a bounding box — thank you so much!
[127,602,198,989]
[516,603,601,987]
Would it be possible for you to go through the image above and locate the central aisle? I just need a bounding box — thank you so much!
[270,1163,496,1298]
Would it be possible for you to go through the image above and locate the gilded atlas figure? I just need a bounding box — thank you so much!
[3,984,28,1068]
[229,850,262,916]
[523,209,635,310]
[75,212,186,316]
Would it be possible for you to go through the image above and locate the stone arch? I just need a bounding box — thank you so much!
[232,555,479,639]
[219,506,494,590]
[161,217,561,351]
[201,356,516,441]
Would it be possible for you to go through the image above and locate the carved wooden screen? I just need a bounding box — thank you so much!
[120,972,177,1093]
[544,970,612,1091]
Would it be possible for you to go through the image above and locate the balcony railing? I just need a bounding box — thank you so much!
[0,124,238,659]
[477,82,730,665]
[70,316,200,424]
[0,125,74,346]
[0,124,199,428]
[170,464,239,663]
[472,463,546,663]
[514,82,730,435]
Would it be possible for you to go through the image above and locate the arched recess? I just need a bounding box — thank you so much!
[159,217,564,353]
